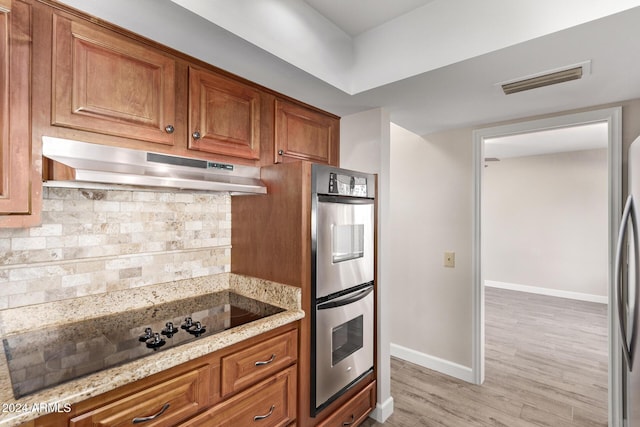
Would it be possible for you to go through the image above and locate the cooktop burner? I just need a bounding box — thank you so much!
[2,291,284,398]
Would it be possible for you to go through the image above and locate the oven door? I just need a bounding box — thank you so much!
[315,195,374,298]
[313,284,374,414]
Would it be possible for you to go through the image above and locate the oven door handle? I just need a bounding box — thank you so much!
[317,286,373,310]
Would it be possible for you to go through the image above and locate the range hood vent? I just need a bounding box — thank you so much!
[499,61,590,95]
[42,137,267,194]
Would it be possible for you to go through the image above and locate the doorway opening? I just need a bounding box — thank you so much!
[472,107,622,426]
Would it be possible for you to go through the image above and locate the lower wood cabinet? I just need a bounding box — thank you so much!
[69,365,211,427]
[316,381,376,427]
[180,365,296,427]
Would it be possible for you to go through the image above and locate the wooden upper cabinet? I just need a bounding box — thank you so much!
[188,67,260,160]
[51,13,177,146]
[274,99,339,166]
[0,0,43,227]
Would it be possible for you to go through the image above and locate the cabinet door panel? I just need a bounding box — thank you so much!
[274,99,338,166]
[188,67,260,160]
[52,14,176,145]
[0,0,38,222]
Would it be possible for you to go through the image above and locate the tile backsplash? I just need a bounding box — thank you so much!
[0,187,231,309]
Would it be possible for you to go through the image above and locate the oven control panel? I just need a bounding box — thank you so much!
[328,172,368,197]
[313,164,375,198]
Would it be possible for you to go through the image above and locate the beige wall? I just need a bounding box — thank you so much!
[389,123,473,368]
[0,187,231,309]
[483,149,608,297]
[388,97,640,372]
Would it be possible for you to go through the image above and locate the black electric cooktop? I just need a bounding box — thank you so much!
[2,291,284,398]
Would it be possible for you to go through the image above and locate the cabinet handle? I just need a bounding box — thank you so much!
[192,131,201,140]
[132,403,170,424]
[253,404,275,421]
[164,124,175,134]
[342,414,355,426]
[254,354,276,366]
[278,149,284,155]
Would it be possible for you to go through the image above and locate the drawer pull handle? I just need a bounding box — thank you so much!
[253,404,275,421]
[132,403,170,424]
[255,354,276,366]
[342,414,355,426]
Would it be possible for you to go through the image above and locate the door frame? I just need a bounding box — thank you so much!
[471,106,622,426]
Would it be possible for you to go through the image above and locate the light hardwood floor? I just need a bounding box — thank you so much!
[362,287,608,426]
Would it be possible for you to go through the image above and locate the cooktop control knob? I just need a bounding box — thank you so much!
[181,317,193,329]
[139,327,154,342]
[187,321,206,336]
[145,332,166,349]
[161,322,178,337]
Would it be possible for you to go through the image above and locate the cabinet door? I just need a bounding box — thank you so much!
[188,67,261,160]
[274,99,338,166]
[52,13,176,146]
[0,0,41,227]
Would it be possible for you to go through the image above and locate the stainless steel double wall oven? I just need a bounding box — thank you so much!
[311,164,375,416]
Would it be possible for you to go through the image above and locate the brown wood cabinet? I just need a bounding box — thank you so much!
[51,12,177,146]
[38,0,339,170]
[221,328,297,397]
[0,0,42,228]
[274,99,339,166]
[23,323,298,427]
[181,366,296,427]
[188,66,261,160]
[69,365,211,427]
[316,381,375,427]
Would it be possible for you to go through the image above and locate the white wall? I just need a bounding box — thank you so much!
[388,124,474,379]
[339,108,393,422]
[483,149,608,299]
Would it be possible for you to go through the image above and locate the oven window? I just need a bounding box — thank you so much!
[332,315,363,366]
[332,224,364,263]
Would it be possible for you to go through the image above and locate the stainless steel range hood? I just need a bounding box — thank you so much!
[42,137,267,194]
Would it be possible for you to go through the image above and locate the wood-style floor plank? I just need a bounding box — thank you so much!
[361,288,608,426]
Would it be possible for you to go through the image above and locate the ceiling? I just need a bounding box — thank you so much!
[302,0,436,37]
[57,0,640,147]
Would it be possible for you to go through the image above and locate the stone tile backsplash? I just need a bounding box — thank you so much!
[0,187,232,309]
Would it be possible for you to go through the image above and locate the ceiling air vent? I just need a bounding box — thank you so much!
[499,61,590,95]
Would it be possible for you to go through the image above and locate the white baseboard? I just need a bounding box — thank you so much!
[369,396,394,423]
[484,280,607,304]
[390,343,474,383]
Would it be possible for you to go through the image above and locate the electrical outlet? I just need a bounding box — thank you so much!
[444,251,455,268]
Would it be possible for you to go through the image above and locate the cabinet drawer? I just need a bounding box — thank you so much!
[69,365,211,427]
[182,365,296,427]
[221,329,297,396]
[317,380,376,427]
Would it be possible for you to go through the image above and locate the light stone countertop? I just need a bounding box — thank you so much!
[0,273,304,427]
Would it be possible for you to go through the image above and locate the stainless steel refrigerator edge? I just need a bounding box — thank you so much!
[616,136,640,426]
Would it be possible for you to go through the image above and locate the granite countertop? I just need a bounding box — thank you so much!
[0,273,304,427]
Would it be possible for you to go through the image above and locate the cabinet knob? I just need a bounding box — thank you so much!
[192,131,201,140]
[164,125,175,134]
[278,150,284,155]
